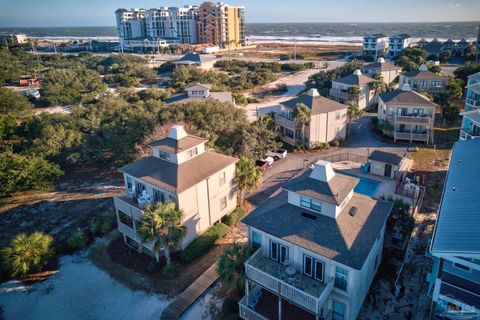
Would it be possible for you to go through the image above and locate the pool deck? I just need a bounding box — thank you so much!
[332,161,413,205]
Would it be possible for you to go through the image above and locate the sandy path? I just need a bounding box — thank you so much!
[0,240,170,320]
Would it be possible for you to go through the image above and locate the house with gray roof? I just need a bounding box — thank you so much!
[330,69,375,110]
[363,33,389,58]
[399,64,448,94]
[426,139,480,318]
[362,57,403,84]
[275,88,348,148]
[368,150,406,179]
[239,160,393,320]
[166,83,234,104]
[174,52,216,70]
[377,84,437,144]
[113,125,237,257]
[388,34,411,57]
[460,71,480,140]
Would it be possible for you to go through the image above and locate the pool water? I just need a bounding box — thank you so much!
[336,171,381,197]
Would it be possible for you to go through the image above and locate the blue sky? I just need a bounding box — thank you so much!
[0,0,479,27]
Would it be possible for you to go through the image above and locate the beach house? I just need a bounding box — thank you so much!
[459,71,480,140]
[362,57,402,84]
[363,34,389,58]
[174,52,216,70]
[239,160,393,320]
[377,84,437,144]
[167,83,234,104]
[330,70,375,110]
[388,34,411,57]
[113,125,237,257]
[275,89,348,148]
[399,65,448,94]
[426,139,480,319]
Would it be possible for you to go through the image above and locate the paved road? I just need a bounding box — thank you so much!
[246,113,408,206]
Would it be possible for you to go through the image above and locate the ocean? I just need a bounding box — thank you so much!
[0,22,478,45]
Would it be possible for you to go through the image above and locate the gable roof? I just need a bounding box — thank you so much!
[242,189,393,269]
[390,34,411,39]
[365,33,387,39]
[379,89,437,107]
[280,94,347,115]
[176,53,204,64]
[368,150,404,166]
[431,139,480,256]
[186,83,212,90]
[119,151,237,194]
[149,135,207,154]
[402,69,448,81]
[363,61,402,72]
[334,73,374,87]
[283,169,358,206]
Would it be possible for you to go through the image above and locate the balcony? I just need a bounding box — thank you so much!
[460,128,480,140]
[393,114,433,125]
[415,85,445,93]
[114,193,144,220]
[466,98,480,108]
[244,249,334,315]
[329,88,349,101]
[274,114,295,130]
[394,131,429,142]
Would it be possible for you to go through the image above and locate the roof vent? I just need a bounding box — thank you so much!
[401,84,412,91]
[309,160,335,182]
[418,64,428,71]
[353,69,362,76]
[301,212,317,221]
[348,206,358,217]
[377,57,386,63]
[307,88,320,97]
[167,125,188,140]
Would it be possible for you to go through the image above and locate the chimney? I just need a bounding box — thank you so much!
[167,125,188,140]
[353,69,362,76]
[307,88,320,97]
[401,83,412,91]
[309,160,335,182]
[418,64,428,71]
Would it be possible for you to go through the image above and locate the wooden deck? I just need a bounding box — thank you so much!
[160,261,219,320]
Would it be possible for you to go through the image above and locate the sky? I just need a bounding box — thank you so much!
[0,0,479,27]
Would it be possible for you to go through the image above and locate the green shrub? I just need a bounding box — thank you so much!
[221,296,240,319]
[329,140,340,147]
[100,216,115,234]
[223,208,247,227]
[146,260,161,274]
[90,219,102,236]
[224,314,241,320]
[162,263,180,279]
[1,232,55,278]
[180,223,229,263]
[67,230,90,249]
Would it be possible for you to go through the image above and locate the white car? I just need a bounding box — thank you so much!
[267,149,288,161]
[260,155,275,166]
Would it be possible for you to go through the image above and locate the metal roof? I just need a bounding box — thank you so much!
[431,139,480,255]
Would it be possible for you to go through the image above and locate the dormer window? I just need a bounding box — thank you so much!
[300,196,322,212]
[185,147,198,160]
[158,150,169,160]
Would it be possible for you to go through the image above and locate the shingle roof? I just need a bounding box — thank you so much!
[334,73,374,87]
[280,94,347,115]
[379,89,437,108]
[368,150,404,166]
[186,83,212,90]
[242,189,393,269]
[149,135,207,153]
[423,42,443,54]
[390,34,411,39]
[119,151,237,193]
[283,169,358,205]
[166,91,233,104]
[402,70,448,81]
[363,61,402,72]
[365,33,387,39]
[176,53,204,64]
[431,139,480,255]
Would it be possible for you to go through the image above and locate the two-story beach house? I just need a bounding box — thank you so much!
[330,70,375,110]
[388,34,411,57]
[459,71,480,140]
[174,52,216,70]
[239,160,393,320]
[363,33,389,58]
[275,89,348,148]
[377,84,437,144]
[167,83,234,104]
[426,139,480,319]
[399,65,448,94]
[113,125,238,257]
[362,57,402,84]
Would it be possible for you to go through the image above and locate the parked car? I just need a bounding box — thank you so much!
[255,160,269,172]
[260,155,275,166]
[267,149,288,161]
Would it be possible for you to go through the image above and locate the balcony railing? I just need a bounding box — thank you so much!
[239,295,269,320]
[393,114,433,125]
[114,193,144,220]
[275,114,296,130]
[329,88,349,100]
[394,131,429,142]
[415,85,445,93]
[244,249,334,315]
[466,98,480,107]
[460,129,480,140]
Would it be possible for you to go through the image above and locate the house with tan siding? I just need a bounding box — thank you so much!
[329,70,375,110]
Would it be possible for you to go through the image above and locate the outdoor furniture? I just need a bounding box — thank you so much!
[286,266,296,285]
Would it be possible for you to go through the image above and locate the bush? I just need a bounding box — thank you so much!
[90,220,102,236]
[67,230,90,249]
[1,232,55,278]
[100,216,115,234]
[329,140,340,147]
[180,223,229,263]
[223,208,247,227]
[224,314,241,320]
[146,260,161,274]
[162,263,180,279]
[221,296,240,319]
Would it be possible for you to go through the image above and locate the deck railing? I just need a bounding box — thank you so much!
[238,295,269,320]
[460,129,480,140]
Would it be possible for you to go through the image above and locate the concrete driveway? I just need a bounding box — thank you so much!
[246,113,408,207]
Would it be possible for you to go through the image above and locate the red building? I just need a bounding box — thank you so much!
[19,76,40,87]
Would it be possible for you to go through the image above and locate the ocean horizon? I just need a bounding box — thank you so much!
[1,21,478,46]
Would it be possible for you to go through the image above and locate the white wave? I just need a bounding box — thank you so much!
[29,36,119,42]
[245,35,364,46]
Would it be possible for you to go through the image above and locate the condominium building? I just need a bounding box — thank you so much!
[459,71,480,140]
[362,57,403,84]
[275,89,348,148]
[146,6,199,44]
[377,84,437,144]
[115,8,147,40]
[240,160,393,320]
[388,34,411,57]
[426,139,480,319]
[113,125,237,257]
[363,34,389,58]
[399,65,448,94]
[330,70,375,110]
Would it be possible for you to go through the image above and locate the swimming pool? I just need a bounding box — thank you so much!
[336,171,381,197]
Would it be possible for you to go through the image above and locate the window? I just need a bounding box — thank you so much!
[270,241,278,261]
[335,267,348,290]
[300,196,322,212]
[135,182,146,197]
[315,260,324,281]
[126,176,133,190]
[186,147,198,160]
[118,210,134,228]
[304,255,313,276]
[270,241,288,264]
[219,171,226,186]
[251,230,261,249]
[220,196,227,210]
[335,111,341,120]
[158,150,169,160]
[332,300,346,320]
[453,262,471,272]
[153,189,165,203]
[303,254,324,282]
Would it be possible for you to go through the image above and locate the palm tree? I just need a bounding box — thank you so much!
[217,243,252,293]
[234,157,262,206]
[1,232,55,278]
[137,201,186,265]
[370,76,386,105]
[292,103,311,146]
[347,86,361,101]
[346,100,363,135]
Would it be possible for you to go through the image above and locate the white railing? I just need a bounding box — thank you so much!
[466,98,480,107]
[460,129,480,140]
[114,194,144,220]
[329,88,349,100]
[395,132,428,141]
[275,114,295,130]
[393,115,433,125]
[118,222,139,241]
[238,295,269,320]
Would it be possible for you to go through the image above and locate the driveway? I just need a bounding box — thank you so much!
[246,113,408,207]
